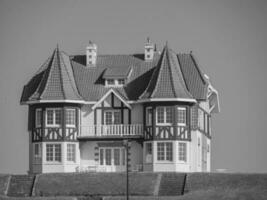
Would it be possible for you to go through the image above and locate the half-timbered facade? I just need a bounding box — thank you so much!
[20,39,219,173]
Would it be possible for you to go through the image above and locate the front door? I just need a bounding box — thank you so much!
[99,147,126,172]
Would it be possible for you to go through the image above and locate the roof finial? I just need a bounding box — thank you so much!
[89,40,93,45]
[147,37,150,43]
[190,50,193,54]
[154,44,157,52]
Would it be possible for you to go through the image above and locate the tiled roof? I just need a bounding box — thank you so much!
[102,66,132,79]
[20,47,82,103]
[21,45,210,104]
[140,44,194,100]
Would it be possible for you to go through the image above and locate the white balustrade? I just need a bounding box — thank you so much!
[79,124,143,137]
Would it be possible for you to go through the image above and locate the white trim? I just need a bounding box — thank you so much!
[22,99,88,105]
[137,98,196,103]
[92,89,131,110]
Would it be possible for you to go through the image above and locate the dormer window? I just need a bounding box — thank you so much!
[118,79,125,85]
[107,79,115,85]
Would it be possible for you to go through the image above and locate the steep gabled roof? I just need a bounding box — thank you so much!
[20,47,82,103]
[140,44,194,100]
[21,44,212,104]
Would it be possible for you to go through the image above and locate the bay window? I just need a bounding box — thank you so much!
[67,143,76,162]
[157,142,173,161]
[46,144,61,162]
[178,142,187,162]
[66,109,76,127]
[177,107,186,126]
[146,107,152,126]
[46,108,62,127]
[156,106,172,125]
[35,109,42,127]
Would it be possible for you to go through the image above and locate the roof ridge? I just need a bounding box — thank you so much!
[57,48,66,99]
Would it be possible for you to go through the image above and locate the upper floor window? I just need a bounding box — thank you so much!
[46,108,61,127]
[35,109,42,127]
[157,142,173,161]
[178,142,187,162]
[66,109,76,127]
[156,106,172,125]
[46,143,61,162]
[177,107,186,126]
[104,110,121,125]
[146,107,153,126]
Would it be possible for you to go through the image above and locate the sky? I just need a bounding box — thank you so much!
[0,0,267,174]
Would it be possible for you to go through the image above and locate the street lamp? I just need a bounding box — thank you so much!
[123,139,131,200]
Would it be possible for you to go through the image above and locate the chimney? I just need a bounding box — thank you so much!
[144,37,154,61]
[86,41,97,66]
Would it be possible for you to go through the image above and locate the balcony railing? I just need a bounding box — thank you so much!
[79,124,143,138]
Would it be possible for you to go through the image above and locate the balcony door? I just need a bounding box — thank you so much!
[103,110,122,135]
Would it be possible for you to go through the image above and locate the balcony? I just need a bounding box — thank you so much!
[78,124,144,140]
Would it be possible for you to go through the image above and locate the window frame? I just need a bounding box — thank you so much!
[67,143,76,162]
[99,147,125,166]
[104,110,121,125]
[45,108,62,127]
[118,79,125,85]
[46,143,62,163]
[177,107,187,126]
[35,109,42,128]
[145,142,153,163]
[106,79,115,86]
[156,106,172,125]
[156,142,173,162]
[146,107,153,126]
[66,108,76,127]
[178,142,187,163]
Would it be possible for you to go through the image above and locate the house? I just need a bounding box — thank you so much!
[20,39,220,174]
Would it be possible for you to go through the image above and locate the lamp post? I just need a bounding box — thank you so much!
[123,139,131,200]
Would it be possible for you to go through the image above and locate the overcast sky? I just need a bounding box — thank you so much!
[0,0,267,174]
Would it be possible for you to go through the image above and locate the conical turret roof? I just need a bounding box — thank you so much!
[140,44,194,100]
[21,46,83,103]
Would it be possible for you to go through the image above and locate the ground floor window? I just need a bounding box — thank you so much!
[99,147,125,166]
[157,142,173,161]
[178,142,187,162]
[67,143,76,162]
[46,144,61,162]
[145,143,152,163]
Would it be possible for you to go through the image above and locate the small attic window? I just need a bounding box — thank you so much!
[107,79,115,85]
[118,79,125,85]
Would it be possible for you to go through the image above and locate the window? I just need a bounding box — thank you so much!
[198,109,204,130]
[107,79,115,85]
[156,107,172,125]
[67,144,76,162]
[104,110,121,125]
[118,79,125,85]
[100,148,125,166]
[35,109,42,127]
[105,149,112,165]
[34,143,41,157]
[157,142,173,161]
[146,107,153,126]
[145,143,152,163]
[66,109,76,127]
[46,108,61,127]
[114,148,120,166]
[177,107,186,126]
[100,149,104,165]
[122,148,126,166]
[178,143,187,162]
[88,55,92,59]
[46,144,61,162]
